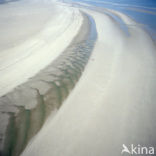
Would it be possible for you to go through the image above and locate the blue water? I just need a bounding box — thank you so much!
[92,0,156,8]
[72,0,156,39]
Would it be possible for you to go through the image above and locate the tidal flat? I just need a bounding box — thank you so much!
[0,13,97,156]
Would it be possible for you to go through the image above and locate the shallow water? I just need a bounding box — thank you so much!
[72,0,156,40]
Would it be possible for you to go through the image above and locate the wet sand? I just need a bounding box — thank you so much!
[0,12,97,156]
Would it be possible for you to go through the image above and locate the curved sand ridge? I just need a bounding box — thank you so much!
[22,4,156,156]
[0,0,87,155]
[0,0,82,97]
[0,6,97,156]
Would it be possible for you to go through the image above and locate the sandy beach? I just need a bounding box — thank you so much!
[0,0,156,155]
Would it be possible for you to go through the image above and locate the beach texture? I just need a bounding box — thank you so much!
[0,0,156,155]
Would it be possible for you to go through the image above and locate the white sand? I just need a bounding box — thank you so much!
[0,0,83,96]
[22,5,156,156]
